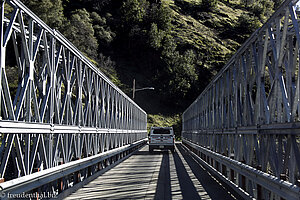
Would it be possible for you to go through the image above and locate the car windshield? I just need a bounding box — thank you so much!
[153,129,171,134]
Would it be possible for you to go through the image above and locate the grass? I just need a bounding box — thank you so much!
[166,0,252,75]
[147,114,182,140]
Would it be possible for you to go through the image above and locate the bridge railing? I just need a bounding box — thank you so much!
[183,0,300,199]
[0,0,147,198]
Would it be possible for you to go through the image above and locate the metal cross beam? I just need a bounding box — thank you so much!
[182,0,300,199]
[0,0,147,188]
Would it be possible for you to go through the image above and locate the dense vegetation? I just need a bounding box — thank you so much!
[22,0,282,136]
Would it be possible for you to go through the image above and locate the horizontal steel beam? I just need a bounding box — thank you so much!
[0,120,148,134]
[183,139,300,200]
[0,138,146,198]
[182,121,300,135]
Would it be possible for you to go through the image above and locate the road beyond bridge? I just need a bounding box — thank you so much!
[64,143,238,200]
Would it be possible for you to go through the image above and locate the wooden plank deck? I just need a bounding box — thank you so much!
[64,143,238,200]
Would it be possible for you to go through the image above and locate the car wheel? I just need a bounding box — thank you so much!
[172,147,175,153]
[149,147,153,153]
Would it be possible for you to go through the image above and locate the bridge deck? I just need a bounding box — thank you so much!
[64,143,237,200]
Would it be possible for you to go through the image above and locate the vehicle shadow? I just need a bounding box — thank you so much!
[175,143,238,200]
[152,143,237,200]
[133,146,170,155]
[172,146,201,200]
[154,152,171,200]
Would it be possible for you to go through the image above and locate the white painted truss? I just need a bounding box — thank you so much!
[183,0,300,199]
[0,0,147,182]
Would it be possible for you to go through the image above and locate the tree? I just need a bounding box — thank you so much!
[148,3,173,31]
[170,50,198,96]
[159,36,198,101]
[148,23,164,50]
[201,0,217,11]
[64,9,98,60]
[23,0,65,30]
[251,0,274,22]
[241,0,253,7]
[121,0,149,25]
[273,0,283,9]
[90,12,116,48]
[78,0,112,11]
[235,13,261,34]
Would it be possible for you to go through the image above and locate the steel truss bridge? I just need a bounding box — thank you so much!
[183,0,300,199]
[0,0,300,199]
[0,0,147,198]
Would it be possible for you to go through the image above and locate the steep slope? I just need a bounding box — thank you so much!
[168,0,250,73]
[119,0,258,115]
[21,0,275,137]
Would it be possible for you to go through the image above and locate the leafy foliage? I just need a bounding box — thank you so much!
[160,36,198,101]
[147,114,182,140]
[21,0,279,115]
[235,13,261,34]
[148,3,173,31]
[273,0,283,9]
[90,12,116,48]
[251,0,274,22]
[201,0,217,11]
[121,0,149,25]
[149,23,164,50]
[64,9,98,60]
[23,0,65,29]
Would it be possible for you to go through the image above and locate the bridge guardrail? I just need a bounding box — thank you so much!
[0,138,146,200]
[0,0,148,197]
[183,0,300,199]
[183,139,300,200]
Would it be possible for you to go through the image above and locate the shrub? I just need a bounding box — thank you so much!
[235,13,261,34]
[251,0,274,22]
[201,0,217,11]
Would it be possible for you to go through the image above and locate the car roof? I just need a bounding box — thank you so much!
[151,127,172,129]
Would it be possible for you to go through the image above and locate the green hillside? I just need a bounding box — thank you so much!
[22,0,281,137]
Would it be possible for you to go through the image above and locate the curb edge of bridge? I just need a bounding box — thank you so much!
[53,140,147,200]
[180,141,252,200]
